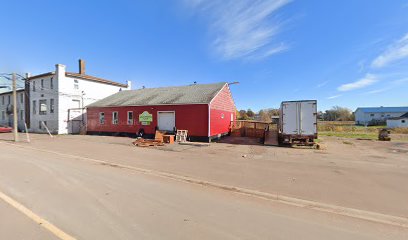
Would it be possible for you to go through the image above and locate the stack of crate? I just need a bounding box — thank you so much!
[176,130,188,142]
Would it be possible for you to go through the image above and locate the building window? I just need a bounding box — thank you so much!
[1,96,4,105]
[39,99,47,115]
[99,112,105,124]
[1,111,4,120]
[41,79,44,90]
[381,114,384,117]
[50,77,54,89]
[20,93,23,103]
[8,95,10,104]
[74,79,79,90]
[50,99,55,113]
[402,120,406,123]
[370,114,374,117]
[20,110,24,120]
[112,112,118,125]
[33,100,37,114]
[33,81,36,92]
[127,111,133,125]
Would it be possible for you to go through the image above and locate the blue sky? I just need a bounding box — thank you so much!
[1,0,407,111]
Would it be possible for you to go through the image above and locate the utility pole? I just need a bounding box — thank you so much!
[12,73,18,142]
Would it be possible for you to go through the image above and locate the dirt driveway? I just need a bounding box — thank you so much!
[1,133,408,218]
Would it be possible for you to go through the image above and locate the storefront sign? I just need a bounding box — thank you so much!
[139,111,153,125]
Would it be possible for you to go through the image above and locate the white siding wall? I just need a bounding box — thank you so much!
[354,109,365,125]
[30,75,58,133]
[387,118,408,128]
[29,64,127,134]
[57,75,123,134]
[355,109,406,125]
[0,91,25,130]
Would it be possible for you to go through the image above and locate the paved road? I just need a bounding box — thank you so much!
[0,142,407,239]
[4,133,407,217]
[0,200,58,240]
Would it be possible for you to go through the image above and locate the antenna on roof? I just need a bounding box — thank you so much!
[228,81,239,85]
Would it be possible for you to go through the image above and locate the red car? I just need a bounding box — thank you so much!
[0,125,13,133]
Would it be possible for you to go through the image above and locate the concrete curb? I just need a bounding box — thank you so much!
[3,141,408,229]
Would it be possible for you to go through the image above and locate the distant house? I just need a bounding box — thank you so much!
[354,107,408,125]
[387,112,408,128]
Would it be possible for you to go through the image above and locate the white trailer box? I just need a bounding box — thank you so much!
[280,100,317,144]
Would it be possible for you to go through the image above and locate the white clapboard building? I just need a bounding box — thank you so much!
[0,88,25,130]
[27,59,130,134]
[386,112,408,128]
[354,106,408,125]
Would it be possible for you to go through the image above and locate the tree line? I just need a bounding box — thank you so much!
[236,106,354,122]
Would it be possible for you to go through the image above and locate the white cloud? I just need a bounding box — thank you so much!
[365,88,388,94]
[337,74,378,92]
[371,33,408,68]
[185,0,291,60]
[327,94,342,99]
[392,77,408,84]
[316,80,329,88]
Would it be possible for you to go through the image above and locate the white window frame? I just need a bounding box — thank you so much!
[99,112,105,124]
[112,111,118,125]
[127,111,134,125]
[74,79,79,90]
[39,99,47,115]
[33,100,37,114]
[50,99,55,113]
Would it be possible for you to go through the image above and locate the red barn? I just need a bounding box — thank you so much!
[86,82,236,142]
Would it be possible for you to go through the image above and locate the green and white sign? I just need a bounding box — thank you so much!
[139,111,153,125]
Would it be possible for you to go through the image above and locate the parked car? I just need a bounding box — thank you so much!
[0,125,13,133]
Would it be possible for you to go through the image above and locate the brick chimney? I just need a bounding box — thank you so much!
[79,59,86,75]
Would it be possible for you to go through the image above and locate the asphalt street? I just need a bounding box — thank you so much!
[0,142,407,239]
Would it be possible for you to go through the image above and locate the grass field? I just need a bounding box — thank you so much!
[318,121,408,140]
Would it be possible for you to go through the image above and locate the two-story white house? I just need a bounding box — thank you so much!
[27,59,130,134]
[0,89,25,130]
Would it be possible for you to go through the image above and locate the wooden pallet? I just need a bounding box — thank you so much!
[133,138,164,147]
[176,130,188,142]
[155,130,166,142]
